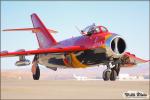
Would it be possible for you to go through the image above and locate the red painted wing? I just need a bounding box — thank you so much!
[0,46,87,57]
[121,52,149,67]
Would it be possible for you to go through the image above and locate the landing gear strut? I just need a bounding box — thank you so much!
[102,61,120,81]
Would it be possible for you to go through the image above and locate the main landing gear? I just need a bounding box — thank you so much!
[32,64,40,80]
[32,55,40,80]
[102,61,120,81]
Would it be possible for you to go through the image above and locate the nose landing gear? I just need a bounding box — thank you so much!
[102,61,120,81]
[102,69,111,81]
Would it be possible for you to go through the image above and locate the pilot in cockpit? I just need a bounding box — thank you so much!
[81,23,99,36]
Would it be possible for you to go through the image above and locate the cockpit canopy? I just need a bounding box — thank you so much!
[82,23,108,36]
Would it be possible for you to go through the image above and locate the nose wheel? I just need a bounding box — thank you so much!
[102,69,111,81]
[110,69,117,81]
[102,61,120,81]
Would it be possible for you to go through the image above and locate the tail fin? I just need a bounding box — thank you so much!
[31,13,57,48]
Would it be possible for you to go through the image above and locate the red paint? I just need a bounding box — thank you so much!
[1,13,149,66]
[31,13,57,48]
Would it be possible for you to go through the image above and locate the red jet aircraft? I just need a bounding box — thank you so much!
[1,13,149,81]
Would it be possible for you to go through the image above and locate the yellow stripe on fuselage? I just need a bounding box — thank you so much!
[100,44,106,48]
[63,53,87,68]
[99,34,112,49]
[70,53,87,68]
[105,33,112,40]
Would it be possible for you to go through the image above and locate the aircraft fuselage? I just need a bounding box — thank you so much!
[38,32,126,68]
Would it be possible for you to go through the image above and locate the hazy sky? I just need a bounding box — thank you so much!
[1,1,149,70]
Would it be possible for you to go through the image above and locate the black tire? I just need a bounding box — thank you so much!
[112,63,120,76]
[110,69,117,81]
[33,66,40,80]
[115,64,120,76]
[102,70,111,81]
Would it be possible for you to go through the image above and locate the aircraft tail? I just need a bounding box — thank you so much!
[31,13,57,48]
[2,13,57,49]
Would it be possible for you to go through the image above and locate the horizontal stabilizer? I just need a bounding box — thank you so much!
[3,28,58,33]
[120,52,149,67]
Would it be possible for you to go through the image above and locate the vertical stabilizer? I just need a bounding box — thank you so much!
[31,13,57,48]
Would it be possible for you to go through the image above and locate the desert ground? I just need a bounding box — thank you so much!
[1,63,149,99]
[1,77,149,99]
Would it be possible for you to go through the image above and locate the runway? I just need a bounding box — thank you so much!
[1,79,149,99]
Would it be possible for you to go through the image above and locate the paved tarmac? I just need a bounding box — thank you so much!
[1,79,149,99]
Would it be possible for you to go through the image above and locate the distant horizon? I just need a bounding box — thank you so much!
[1,62,149,81]
[1,62,149,75]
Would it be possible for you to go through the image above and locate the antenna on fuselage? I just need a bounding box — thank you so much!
[75,26,86,35]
